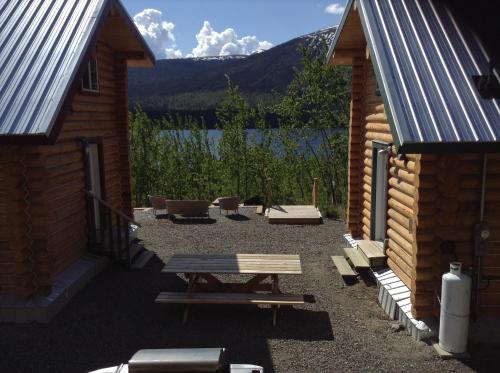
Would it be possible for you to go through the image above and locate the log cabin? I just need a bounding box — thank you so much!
[0,0,154,316]
[327,0,500,324]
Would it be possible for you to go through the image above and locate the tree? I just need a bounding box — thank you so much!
[273,40,351,210]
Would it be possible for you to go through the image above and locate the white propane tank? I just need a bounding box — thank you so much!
[439,262,471,354]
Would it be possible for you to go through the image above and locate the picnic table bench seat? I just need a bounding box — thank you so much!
[158,253,304,326]
[156,292,305,325]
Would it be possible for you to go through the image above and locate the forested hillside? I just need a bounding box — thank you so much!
[128,27,336,122]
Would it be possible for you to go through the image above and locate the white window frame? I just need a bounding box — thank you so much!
[81,58,99,93]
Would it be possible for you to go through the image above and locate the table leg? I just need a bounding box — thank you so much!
[183,273,197,324]
[272,274,279,326]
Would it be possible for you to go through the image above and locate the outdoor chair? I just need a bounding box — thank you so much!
[148,195,167,217]
[218,196,240,215]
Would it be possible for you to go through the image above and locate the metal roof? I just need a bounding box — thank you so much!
[0,0,154,144]
[330,0,500,153]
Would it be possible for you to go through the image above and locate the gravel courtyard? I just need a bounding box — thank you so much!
[0,207,495,372]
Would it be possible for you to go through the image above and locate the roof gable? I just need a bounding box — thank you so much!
[328,0,500,153]
[0,0,154,144]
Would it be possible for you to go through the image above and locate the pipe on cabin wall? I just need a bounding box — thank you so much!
[472,154,488,319]
[20,156,39,295]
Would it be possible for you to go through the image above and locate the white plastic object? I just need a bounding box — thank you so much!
[438,262,471,353]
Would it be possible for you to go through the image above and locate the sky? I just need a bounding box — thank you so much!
[121,0,347,59]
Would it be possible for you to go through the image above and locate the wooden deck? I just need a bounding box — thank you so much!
[266,205,322,225]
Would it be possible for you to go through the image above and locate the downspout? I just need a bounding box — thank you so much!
[472,154,488,320]
[20,156,39,294]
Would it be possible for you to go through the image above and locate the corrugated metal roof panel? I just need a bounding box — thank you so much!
[0,0,107,138]
[356,0,500,152]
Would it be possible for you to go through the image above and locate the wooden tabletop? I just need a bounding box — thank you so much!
[162,254,302,275]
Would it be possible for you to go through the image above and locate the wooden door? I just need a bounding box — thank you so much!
[84,141,104,242]
[370,141,390,242]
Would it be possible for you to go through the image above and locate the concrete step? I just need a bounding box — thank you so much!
[357,240,386,268]
[343,247,370,269]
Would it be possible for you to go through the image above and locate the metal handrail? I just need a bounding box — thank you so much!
[84,189,141,227]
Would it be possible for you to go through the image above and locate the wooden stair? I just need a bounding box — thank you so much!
[331,256,358,277]
[331,239,387,282]
[343,247,370,269]
[357,240,386,268]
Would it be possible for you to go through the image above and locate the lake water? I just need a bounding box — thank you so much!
[162,128,343,155]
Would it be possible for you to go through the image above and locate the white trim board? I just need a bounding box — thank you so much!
[343,233,437,341]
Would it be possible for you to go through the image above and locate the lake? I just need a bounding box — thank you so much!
[162,128,344,156]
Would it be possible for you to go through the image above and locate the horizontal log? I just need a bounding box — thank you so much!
[365,112,388,123]
[388,197,414,220]
[363,174,372,186]
[386,248,412,278]
[388,178,415,198]
[365,122,390,133]
[418,201,437,215]
[419,175,438,189]
[387,208,414,234]
[363,199,371,212]
[387,218,414,245]
[387,228,413,254]
[388,188,414,209]
[389,166,415,185]
[365,131,393,143]
[389,157,416,173]
[362,208,370,220]
[386,240,413,268]
[387,257,412,290]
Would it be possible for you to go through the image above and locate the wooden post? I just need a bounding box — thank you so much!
[266,177,272,210]
[312,178,318,208]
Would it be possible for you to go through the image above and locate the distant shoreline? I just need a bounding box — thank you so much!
[130,108,280,129]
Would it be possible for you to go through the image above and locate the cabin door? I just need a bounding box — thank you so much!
[84,142,104,242]
[371,141,390,242]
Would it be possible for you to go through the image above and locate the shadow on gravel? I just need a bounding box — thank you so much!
[1,255,329,373]
[170,217,217,224]
[224,214,250,221]
[463,342,500,373]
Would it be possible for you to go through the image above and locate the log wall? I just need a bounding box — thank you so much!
[346,55,500,318]
[415,154,500,317]
[350,57,420,291]
[0,34,132,297]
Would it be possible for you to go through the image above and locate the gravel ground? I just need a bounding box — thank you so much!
[0,207,495,372]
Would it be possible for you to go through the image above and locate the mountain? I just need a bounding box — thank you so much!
[128,27,336,122]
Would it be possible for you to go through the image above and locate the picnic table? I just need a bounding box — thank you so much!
[156,254,304,325]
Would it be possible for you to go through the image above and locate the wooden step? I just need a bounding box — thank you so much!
[155,292,305,305]
[131,249,154,269]
[357,240,386,268]
[331,256,358,277]
[343,247,370,269]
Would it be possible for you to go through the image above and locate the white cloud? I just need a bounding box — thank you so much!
[189,21,273,58]
[133,9,182,59]
[324,3,345,15]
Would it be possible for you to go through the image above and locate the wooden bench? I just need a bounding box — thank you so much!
[156,291,305,325]
[165,200,209,217]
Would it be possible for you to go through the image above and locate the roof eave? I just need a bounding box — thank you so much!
[114,0,156,67]
[326,0,356,64]
[0,133,53,146]
[399,141,500,154]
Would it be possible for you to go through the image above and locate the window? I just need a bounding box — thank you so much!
[81,58,99,93]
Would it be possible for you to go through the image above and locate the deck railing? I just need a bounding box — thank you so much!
[84,190,140,267]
